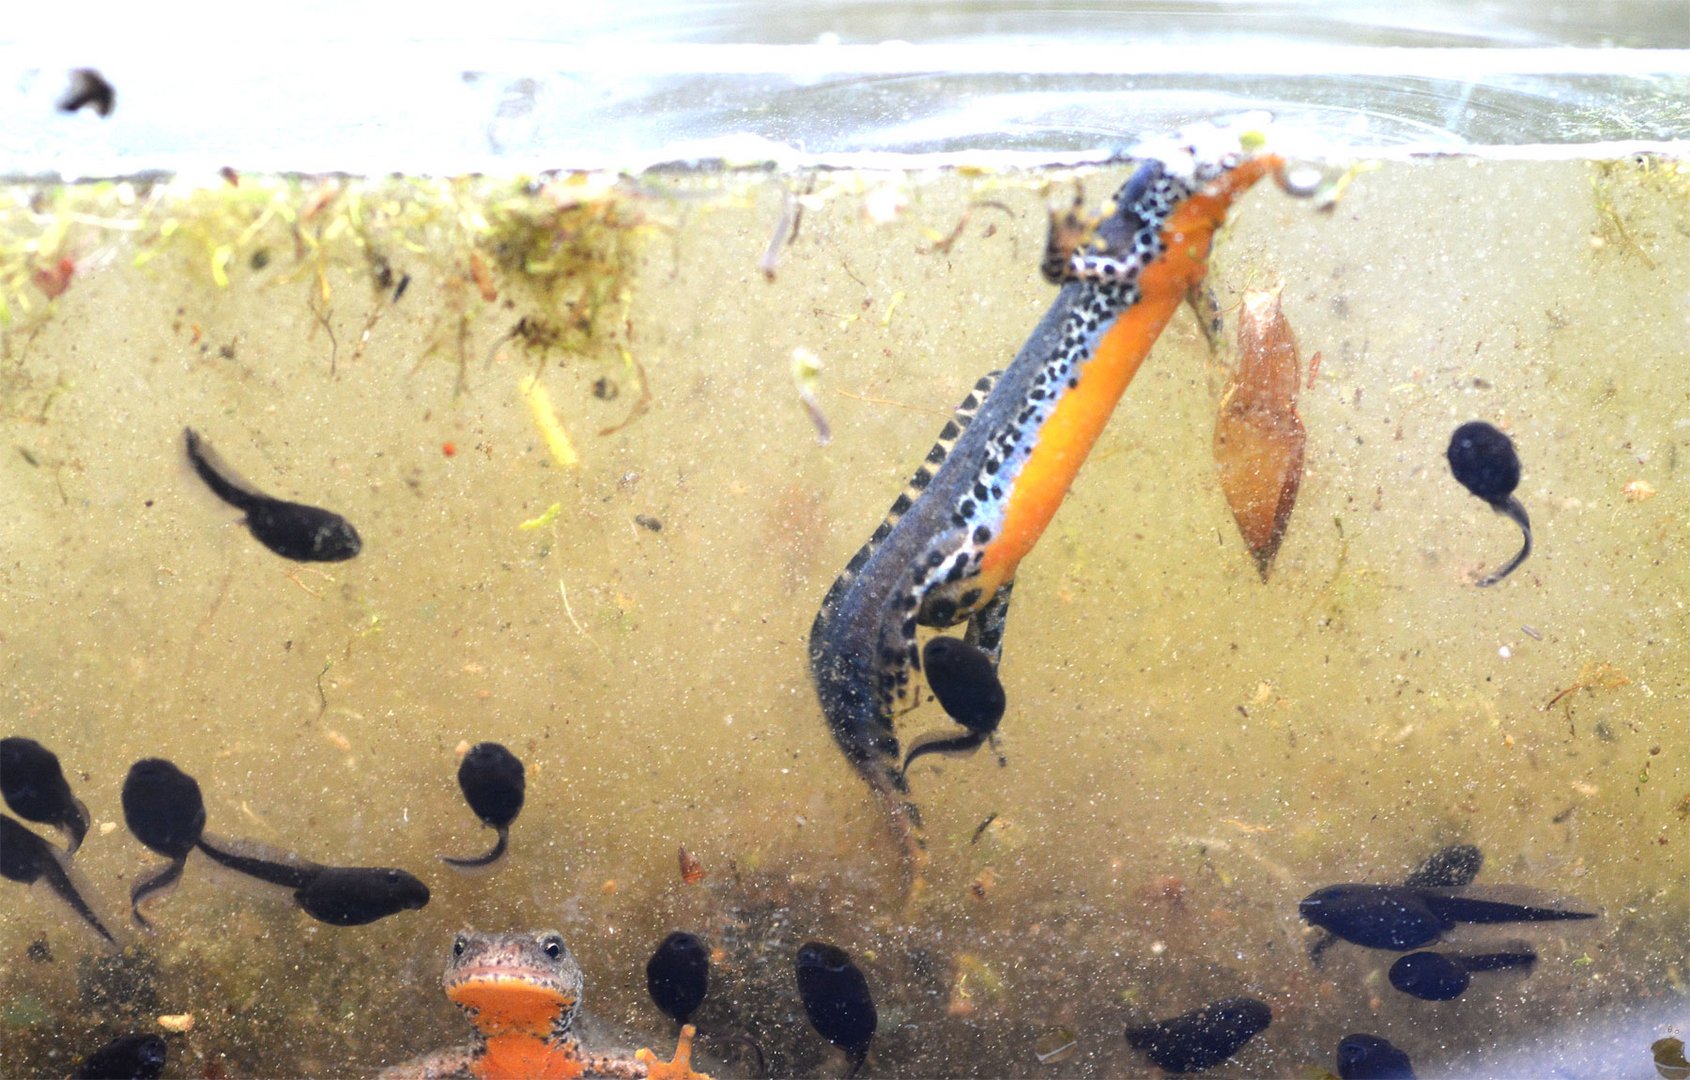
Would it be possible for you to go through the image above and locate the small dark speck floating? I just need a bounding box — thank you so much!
[441,741,525,869]
[2,735,90,853]
[795,941,876,1079]
[1446,420,1531,586]
[71,1032,168,1080]
[183,427,362,562]
[1124,996,1271,1074]
[1336,1033,1416,1080]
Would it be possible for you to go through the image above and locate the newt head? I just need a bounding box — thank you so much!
[445,931,582,1041]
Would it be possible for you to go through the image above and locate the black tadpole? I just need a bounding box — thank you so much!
[1125,996,1272,1074]
[1389,947,1537,1001]
[441,742,525,869]
[902,637,1006,777]
[795,941,876,1079]
[1446,421,1532,586]
[120,758,207,927]
[646,931,767,1073]
[647,931,709,1025]
[183,427,362,562]
[1,736,90,853]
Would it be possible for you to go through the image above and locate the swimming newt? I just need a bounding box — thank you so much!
[382,930,709,1080]
[809,125,1311,900]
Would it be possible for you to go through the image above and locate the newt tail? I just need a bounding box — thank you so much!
[809,122,1314,906]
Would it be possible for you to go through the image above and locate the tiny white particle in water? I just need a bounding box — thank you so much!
[1499,645,1512,658]
[1150,941,1166,956]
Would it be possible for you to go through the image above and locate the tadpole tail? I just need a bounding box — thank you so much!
[899,729,986,781]
[35,845,116,946]
[1457,949,1537,973]
[1477,495,1532,587]
[697,1029,768,1077]
[61,794,90,854]
[440,827,508,869]
[129,857,185,928]
[844,1048,869,1080]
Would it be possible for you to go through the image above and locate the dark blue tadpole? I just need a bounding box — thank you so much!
[71,1032,168,1080]
[1124,996,1271,1074]
[796,941,876,1079]
[1337,1033,1416,1079]
[1389,947,1537,1001]
[2,814,116,946]
[1300,883,1594,951]
[441,741,525,869]
[193,838,430,926]
[1446,421,1531,586]
[2,736,90,853]
[120,758,207,927]
[1312,844,1486,963]
[291,865,430,926]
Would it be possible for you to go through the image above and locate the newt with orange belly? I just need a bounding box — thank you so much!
[383,931,708,1080]
[809,123,1317,901]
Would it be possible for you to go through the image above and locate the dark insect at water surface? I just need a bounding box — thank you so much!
[1124,996,1271,1074]
[1299,883,1594,950]
[183,427,362,562]
[1388,947,1537,1001]
[795,941,876,1079]
[1,814,116,946]
[901,636,1006,776]
[646,930,709,1025]
[1,735,90,853]
[1445,420,1532,586]
[1336,1033,1416,1079]
[70,1032,168,1080]
[441,741,525,869]
[57,68,115,117]
[119,758,207,927]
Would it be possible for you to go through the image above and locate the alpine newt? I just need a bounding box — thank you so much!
[808,124,1314,900]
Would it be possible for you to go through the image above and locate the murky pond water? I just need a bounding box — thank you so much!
[1,150,1687,1078]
